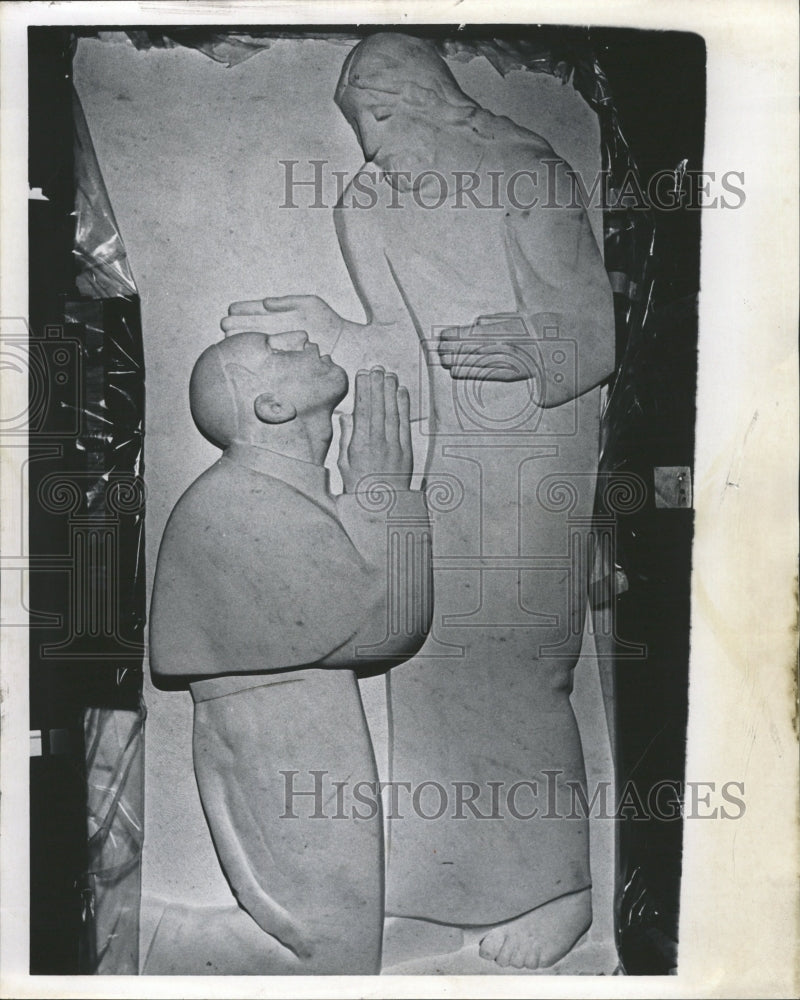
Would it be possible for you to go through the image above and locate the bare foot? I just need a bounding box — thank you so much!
[478,887,592,970]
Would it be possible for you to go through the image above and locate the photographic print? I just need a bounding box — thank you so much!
[1,2,797,996]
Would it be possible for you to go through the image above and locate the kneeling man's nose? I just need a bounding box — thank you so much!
[270,330,308,352]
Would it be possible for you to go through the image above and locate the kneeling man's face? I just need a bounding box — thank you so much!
[231,331,348,416]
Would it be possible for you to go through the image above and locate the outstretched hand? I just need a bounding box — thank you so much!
[221,295,343,357]
[338,367,412,493]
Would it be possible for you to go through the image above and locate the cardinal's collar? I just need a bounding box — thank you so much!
[223,442,333,512]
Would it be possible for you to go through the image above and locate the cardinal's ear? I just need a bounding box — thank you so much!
[253,392,297,425]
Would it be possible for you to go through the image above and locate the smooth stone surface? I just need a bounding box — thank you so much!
[322,35,616,951]
[75,33,617,972]
[381,619,619,974]
[142,671,384,975]
[149,333,429,973]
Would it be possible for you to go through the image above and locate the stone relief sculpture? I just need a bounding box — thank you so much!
[148,330,431,973]
[223,33,616,971]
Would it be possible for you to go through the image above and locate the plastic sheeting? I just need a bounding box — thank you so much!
[81,707,144,974]
[69,83,146,974]
[73,91,137,299]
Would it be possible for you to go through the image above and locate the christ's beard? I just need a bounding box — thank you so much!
[370,114,446,191]
[372,119,479,194]
[373,148,430,191]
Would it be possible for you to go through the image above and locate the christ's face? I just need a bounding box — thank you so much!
[338,86,444,193]
[339,89,396,163]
